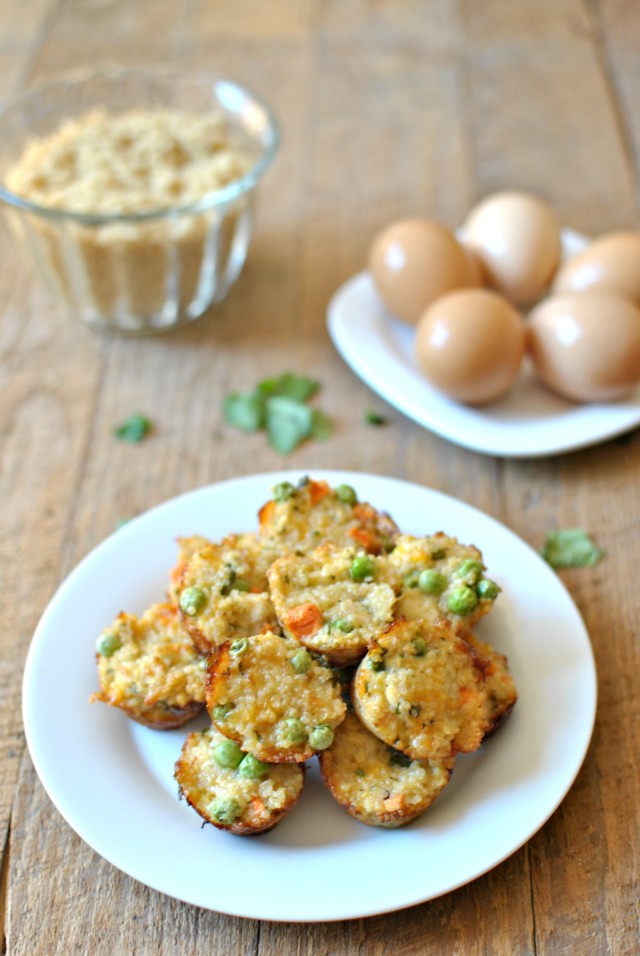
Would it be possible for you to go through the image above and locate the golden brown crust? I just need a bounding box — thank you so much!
[352,618,490,760]
[387,533,500,634]
[463,632,518,735]
[175,725,305,835]
[177,537,279,654]
[205,631,346,763]
[258,477,399,557]
[319,712,453,827]
[91,603,206,729]
[267,543,397,665]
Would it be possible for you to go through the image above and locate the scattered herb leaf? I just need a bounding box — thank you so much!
[266,396,313,454]
[541,528,605,569]
[223,393,265,431]
[365,411,387,426]
[257,372,319,403]
[114,413,152,444]
[223,371,330,454]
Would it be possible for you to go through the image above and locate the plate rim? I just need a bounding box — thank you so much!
[22,470,598,921]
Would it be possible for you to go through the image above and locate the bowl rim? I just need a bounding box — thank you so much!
[0,66,281,224]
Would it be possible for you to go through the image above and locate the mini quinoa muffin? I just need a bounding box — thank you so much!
[464,633,518,735]
[168,534,212,604]
[319,712,454,828]
[387,533,501,633]
[91,602,206,728]
[258,477,399,557]
[177,535,279,655]
[175,724,304,835]
[267,543,397,664]
[206,630,346,762]
[352,618,490,760]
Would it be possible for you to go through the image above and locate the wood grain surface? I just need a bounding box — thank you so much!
[1,1,639,953]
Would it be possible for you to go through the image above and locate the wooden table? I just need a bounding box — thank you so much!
[2,2,639,953]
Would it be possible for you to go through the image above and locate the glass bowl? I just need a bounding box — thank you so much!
[0,68,280,334]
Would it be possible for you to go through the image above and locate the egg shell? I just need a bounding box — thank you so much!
[463,191,562,306]
[415,288,526,405]
[368,218,476,325]
[527,293,640,403]
[552,231,640,305]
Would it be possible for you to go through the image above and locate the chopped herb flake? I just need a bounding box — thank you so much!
[266,396,314,454]
[223,393,265,431]
[257,372,319,403]
[223,371,330,454]
[114,413,152,444]
[541,528,605,569]
[365,411,387,426]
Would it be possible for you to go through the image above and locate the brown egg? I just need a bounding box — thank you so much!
[527,293,640,403]
[463,191,562,306]
[368,218,475,325]
[459,243,487,288]
[553,231,640,305]
[415,289,526,405]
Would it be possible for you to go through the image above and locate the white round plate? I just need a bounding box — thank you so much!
[23,471,596,922]
[328,230,640,457]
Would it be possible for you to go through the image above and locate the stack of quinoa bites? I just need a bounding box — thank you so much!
[92,476,517,834]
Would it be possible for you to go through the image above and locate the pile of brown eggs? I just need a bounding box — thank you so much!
[368,192,640,405]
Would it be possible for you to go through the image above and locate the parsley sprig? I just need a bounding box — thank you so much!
[113,413,152,444]
[223,372,331,455]
[540,528,605,569]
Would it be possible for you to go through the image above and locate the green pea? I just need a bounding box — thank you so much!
[273,481,295,502]
[179,586,207,616]
[418,569,447,595]
[332,618,355,633]
[210,796,243,825]
[308,724,334,750]
[447,585,479,616]
[280,717,307,745]
[291,647,312,674]
[213,739,244,769]
[368,655,386,672]
[238,753,270,780]
[350,554,376,581]
[412,637,427,657]
[229,638,249,655]
[335,484,358,505]
[96,632,122,657]
[453,559,483,585]
[477,578,500,600]
[212,702,234,721]
[403,570,421,589]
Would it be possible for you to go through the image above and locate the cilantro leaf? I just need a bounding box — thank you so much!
[365,411,387,426]
[266,396,313,454]
[223,393,265,431]
[257,372,319,403]
[114,413,152,444]
[540,528,605,569]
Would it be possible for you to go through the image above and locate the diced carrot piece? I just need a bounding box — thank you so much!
[382,794,404,813]
[309,480,331,504]
[348,526,380,553]
[285,602,324,638]
[353,503,375,522]
[258,499,276,527]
